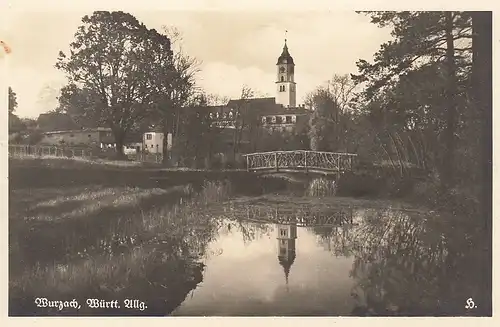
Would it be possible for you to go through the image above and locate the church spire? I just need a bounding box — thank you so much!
[277,31,294,65]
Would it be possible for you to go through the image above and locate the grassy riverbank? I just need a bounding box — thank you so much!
[9,177,233,316]
[8,156,242,315]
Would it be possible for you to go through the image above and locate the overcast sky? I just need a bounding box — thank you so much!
[3,9,393,118]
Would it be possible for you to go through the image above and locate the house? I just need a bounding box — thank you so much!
[40,127,115,147]
[143,130,173,154]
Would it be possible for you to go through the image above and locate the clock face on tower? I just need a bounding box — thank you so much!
[280,66,286,73]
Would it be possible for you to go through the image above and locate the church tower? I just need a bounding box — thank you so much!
[276,222,297,289]
[276,37,296,108]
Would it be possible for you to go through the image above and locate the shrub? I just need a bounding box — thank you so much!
[306,177,337,197]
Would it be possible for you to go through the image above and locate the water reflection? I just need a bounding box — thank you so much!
[172,202,489,316]
[276,222,297,289]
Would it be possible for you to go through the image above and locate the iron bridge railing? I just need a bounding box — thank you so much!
[243,150,357,173]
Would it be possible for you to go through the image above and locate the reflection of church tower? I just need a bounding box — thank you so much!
[276,223,297,288]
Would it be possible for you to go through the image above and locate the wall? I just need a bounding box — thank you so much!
[143,132,172,154]
[123,143,143,154]
[40,130,101,146]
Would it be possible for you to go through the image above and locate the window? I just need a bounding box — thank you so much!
[266,117,272,124]
[283,85,286,92]
[281,76,284,82]
[146,134,152,140]
[88,134,92,138]
[286,116,292,123]
[276,116,283,124]
[151,144,153,148]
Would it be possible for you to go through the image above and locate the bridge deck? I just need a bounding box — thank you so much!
[243,150,357,174]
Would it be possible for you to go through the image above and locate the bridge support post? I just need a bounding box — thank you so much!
[304,151,308,173]
[274,152,278,172]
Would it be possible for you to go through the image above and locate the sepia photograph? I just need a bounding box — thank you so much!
[4,3,493,318]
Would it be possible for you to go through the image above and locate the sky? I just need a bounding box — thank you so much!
[2,9,393,118]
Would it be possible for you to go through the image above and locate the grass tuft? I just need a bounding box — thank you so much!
[306,177,337,197]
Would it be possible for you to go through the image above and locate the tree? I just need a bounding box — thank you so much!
[470,11,492,314]
[151,26,200,164]
[306,74,358,152]
[352,11,473,188]
[56,83,101,128]
[230,85,256,158]
[8,87,17,114]
[55,11,175,158]
[471,11,492,232]
[307,85,344,151]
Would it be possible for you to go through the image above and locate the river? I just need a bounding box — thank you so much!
[167,194,488,316]
[8,175,489,316]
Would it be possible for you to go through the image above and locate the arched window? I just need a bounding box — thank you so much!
[283,85,286,92]
[281,76,284,82]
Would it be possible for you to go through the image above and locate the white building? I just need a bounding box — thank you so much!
[143,131,172,154]
[123,142,143,155]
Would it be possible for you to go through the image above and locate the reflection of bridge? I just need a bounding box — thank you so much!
[243,150,357,175]
[245,205,354,227]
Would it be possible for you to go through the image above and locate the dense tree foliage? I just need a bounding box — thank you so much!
[351,11,475,189]
[8,87,17,114]
[55,11,178,157]
[306,74,357,152]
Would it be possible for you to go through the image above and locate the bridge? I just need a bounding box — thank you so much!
[243,150,357,175]
[244,205,356,228]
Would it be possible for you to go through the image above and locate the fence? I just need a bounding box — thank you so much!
[127,152,163,164]
[8,145,163,164]
[9,145,91,159]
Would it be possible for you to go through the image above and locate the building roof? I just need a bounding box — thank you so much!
[190,96,311,117]
[227,97,276,109]
[43,127,111,135]
[260,106,311,116]
[228,97,311,115]
[37,112,80,132]
[277,41,294,65]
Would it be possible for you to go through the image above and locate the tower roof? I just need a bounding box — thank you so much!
[277,40,294,65]
[279,253,296,285]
